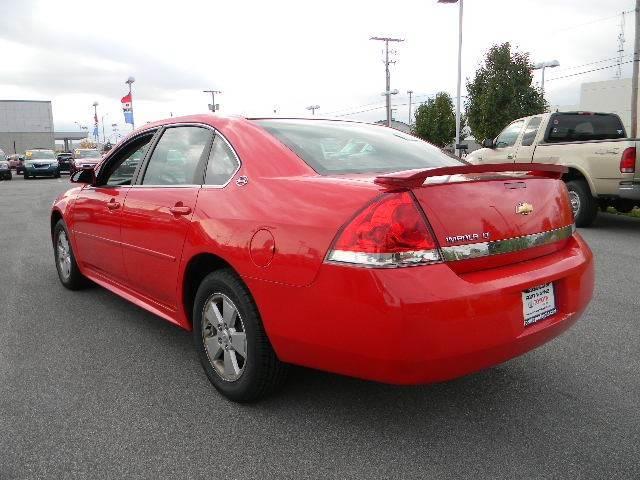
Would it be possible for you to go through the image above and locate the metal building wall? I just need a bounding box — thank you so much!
[0,100,55,154]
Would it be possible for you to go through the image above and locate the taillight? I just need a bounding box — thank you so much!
[326,191,441,267]
[620,147,636,173]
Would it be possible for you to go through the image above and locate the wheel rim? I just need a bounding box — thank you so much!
[569,190,581,217]
[57,231,72,280]
[202,293,247,382]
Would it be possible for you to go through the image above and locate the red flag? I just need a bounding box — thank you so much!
[94,113,98,123]
[121,93,132,104]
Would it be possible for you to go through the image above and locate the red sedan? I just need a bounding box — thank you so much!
[50,115,594,402]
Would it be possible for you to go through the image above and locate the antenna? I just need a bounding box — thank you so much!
[616,11,626,79]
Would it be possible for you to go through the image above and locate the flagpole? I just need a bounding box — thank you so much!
[125,76,135,130]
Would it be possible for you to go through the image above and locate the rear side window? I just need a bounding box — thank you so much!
[546,114,626,143]
[142,126,212,185]
[521,117,542,147]
[205,136,240,186]
[253,119,461,175]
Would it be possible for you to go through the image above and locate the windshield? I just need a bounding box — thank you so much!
[76,150,101,159]
[253,119,461,175]
[26,150,55,159]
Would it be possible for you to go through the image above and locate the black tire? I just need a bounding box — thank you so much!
[54,171,61,178]
[23,173,29,179]
[566,179,598,228]
[53,220,88,290]
[193,269,288,402]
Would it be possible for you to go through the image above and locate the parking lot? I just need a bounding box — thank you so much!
[0,176,638,479]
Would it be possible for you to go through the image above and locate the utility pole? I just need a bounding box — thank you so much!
[407,90,414,126]
[370,36,404,127]
[306,105,320,115]
[204,90,222,112]
[632,0,640,137]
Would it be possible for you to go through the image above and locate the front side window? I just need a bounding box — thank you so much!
[103,134,154,186]
[521,117,542,147]
[205,136,240,186]
[142,126,212,185]
[495,120,525,148]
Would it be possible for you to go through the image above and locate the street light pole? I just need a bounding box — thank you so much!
[533,60,560,97]
[407,90,414,127]
[370,36,404,127]
[631,0,640,137]
[203,90,222,112]
[437,0,464,155]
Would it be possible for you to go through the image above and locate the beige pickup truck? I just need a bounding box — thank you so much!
[466,111,638,227]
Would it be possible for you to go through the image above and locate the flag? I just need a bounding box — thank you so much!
[121,92,134,125]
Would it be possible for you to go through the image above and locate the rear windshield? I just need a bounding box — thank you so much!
[546,113,626,143]
[76,150,101,158]
[253,119,461,174]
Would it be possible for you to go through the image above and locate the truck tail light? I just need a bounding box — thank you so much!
[620,147,636,173]
[326,191,441,267]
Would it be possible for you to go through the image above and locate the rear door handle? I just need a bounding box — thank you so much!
[507,153,514,160]
[107,201,121,210]
[169,205,192,216]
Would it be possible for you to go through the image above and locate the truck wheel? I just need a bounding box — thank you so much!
[567,180,598,227]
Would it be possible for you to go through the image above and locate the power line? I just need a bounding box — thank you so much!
[546,60,633,82]
[549,9,634,34]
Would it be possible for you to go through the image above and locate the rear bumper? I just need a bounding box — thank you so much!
[246,234,594,384]
[619,180,640,201]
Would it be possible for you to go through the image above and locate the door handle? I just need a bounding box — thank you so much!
[107,201,121,210]
[169,205,192,216]
[507,153,514,160]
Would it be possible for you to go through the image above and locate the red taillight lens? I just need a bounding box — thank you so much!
[620,147,636,173]
[326,191,441,267]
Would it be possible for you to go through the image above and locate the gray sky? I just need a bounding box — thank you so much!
[0,0,635,139]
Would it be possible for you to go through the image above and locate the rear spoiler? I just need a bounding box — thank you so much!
[374,163,568,189]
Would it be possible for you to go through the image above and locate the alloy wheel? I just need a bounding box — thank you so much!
[57,231,72,280]
[569,190,581,217]
[201,293,247,382]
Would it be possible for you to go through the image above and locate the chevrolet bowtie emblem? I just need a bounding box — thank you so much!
[515,202,534,215]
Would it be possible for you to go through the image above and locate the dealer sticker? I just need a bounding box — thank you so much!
[522,283,557,326]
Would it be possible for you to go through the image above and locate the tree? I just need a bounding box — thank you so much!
[465,42,547,141]
[413,92,456,147]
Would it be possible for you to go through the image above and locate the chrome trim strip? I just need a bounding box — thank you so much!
[440,224,575,262]
[326,249,441,268]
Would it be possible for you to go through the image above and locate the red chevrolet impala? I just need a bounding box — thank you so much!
[50,115,594,402]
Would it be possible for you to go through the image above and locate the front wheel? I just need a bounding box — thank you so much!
[53,220,88,290]
[23,173,29,179]
[193,269,288,402]
[566,180,598,228]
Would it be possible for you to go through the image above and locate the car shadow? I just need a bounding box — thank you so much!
[587,211,640,234]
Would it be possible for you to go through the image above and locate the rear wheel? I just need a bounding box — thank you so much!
[566,180,598,227]
[23,172,29,179]
[193,269,288,402]
[53,220,88,290]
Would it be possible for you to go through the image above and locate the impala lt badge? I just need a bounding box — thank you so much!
[515,202,534,215]
[445,232,491,244]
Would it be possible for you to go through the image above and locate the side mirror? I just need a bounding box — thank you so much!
[482,138,495,148]
[70,166,95,185]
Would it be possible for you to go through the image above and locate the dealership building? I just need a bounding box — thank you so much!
[0,100,56,154]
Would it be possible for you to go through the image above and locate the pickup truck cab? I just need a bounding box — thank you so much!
[467,112,637,226]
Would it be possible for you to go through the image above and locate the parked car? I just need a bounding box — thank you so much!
[23,149,60,179]
[7,154,25,174]
[57,152,73,174]
[69,148,102,176]
[50,115,594,402]
[466,111,638,226]
[0,158,11,180]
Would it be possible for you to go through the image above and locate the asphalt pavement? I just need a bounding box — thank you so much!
[1,176,638,479]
